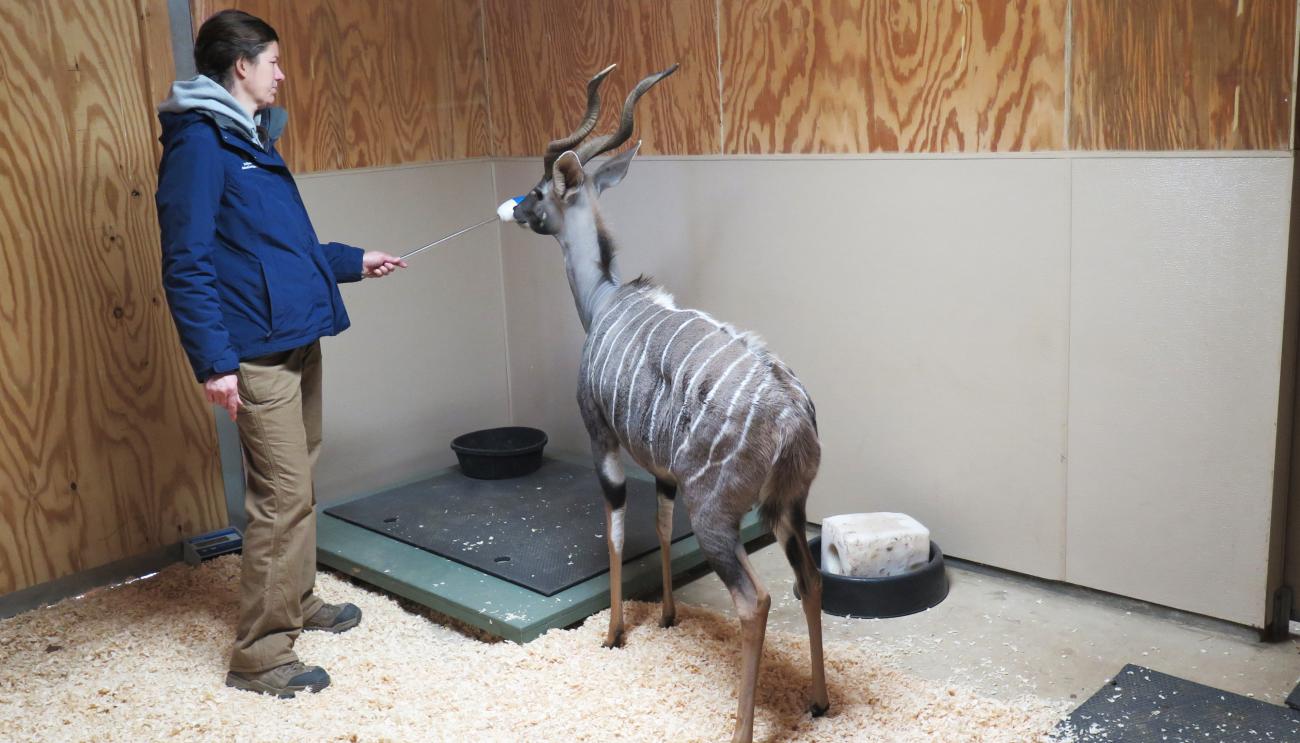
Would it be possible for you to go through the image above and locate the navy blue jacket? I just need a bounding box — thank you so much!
[156,110,363,381]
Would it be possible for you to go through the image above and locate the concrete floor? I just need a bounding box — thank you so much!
[673,537,1300,709]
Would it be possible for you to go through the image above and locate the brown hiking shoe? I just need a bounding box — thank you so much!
[304,602,362,633]
[225,661,330,698]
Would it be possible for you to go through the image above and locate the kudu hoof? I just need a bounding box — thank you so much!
[809,701,830,717]
[659,613,677,629]
[602,630,625,648]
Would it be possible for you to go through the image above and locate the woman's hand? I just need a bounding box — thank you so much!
[362,251,407,278]
[204,372,241,421]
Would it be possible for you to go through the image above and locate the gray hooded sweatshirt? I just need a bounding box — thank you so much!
[157,75,286,149]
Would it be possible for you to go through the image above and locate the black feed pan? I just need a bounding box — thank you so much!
[450,426,548,480]
[802,535,948,619]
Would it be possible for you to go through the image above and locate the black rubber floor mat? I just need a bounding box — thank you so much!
[1059,664,1300,742]
[324,459,694,596]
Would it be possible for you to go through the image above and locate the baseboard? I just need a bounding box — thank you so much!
[0,544,184,620]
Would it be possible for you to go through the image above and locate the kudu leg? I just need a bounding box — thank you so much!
[730,544,770,743]
[696,524,769,743]
[655,478,678,628]
[595,447,627,648]
[776,521,830,715]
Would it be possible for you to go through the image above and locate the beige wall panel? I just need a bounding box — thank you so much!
[191,0,489,172]
[484,0,721,157]
[0,0,224,594]
[723,0,1067,153]
[496,156,1071,579]
[1071,0,1295,151]
[294,161,510,504]
[1068,157,1292,627]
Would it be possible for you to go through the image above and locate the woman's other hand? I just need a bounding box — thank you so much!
[362,251,407,278]
[204,372,241,421]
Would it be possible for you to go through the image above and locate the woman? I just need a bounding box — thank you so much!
[155,9,405,697]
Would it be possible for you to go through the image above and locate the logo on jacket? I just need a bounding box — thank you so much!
[241,162,258,171]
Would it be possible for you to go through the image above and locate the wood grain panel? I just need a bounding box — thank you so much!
[137,0,175,161]
[1072,0,1295,151]
[484,0,721,157]
[723,0,1066,153]
[191,0,488,171]
[0,0,224,595]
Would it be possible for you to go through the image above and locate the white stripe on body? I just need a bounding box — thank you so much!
[584,293,643,391]
[606,307,672,425]
[618,310,681,441]
[655,328,725,466]
[684,365,767,487]
[667,337,744,461]
[588,296,650,393]
[595,302,660,407]
[671,353,756,468]
[704,379,776,485]
[643,316,706,467]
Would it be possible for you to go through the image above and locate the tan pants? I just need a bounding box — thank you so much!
[228,341,326,673]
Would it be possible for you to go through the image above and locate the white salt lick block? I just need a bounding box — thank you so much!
[822,513,930,578]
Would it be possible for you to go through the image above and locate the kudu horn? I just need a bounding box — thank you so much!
[575,63,680,163]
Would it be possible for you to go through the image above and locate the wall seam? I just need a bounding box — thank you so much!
[490,160,514,424]
[1064,0,1073,150]
[1062,156,1074,582]
[479,0,496,158]
[1291,0,1299,151]
[715,0,725,154]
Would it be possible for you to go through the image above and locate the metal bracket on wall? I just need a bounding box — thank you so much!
[1265,585,1295,642]
[166,0,196,79]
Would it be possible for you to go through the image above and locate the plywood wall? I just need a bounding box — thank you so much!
[723,0,1067,153]
[483,0,721,157]
[1071,0,1295,151]
[189,0,490,172]
[482,0,1296,156]
[177,0,1296,171]
[0,0,225,595]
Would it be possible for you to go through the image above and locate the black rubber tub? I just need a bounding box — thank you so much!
[450,427,548,480]
[803,535,949,619]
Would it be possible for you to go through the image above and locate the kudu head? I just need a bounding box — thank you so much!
[500,63,679,237]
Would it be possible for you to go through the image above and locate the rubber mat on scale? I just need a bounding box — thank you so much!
[325,458,693,596]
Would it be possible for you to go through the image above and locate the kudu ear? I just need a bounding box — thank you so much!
[552,150,585,202]
[593,140,641,195]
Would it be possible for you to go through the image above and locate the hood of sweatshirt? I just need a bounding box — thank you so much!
[157,75,286,148]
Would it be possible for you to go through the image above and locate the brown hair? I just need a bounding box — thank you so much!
[193,9,278,88]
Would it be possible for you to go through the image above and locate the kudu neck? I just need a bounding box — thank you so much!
[557,208,622,333]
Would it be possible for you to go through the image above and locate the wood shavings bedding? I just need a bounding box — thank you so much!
[0,556,1072,742]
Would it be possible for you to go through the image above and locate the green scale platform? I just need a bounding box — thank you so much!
[315,453,769,643]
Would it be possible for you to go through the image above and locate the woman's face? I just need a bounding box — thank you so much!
[236,41,285,110]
